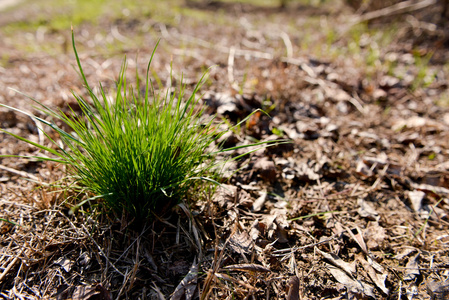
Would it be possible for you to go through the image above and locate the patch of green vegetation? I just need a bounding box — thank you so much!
[435,90,449,107]
[0,0,178,55]
[411,51,436,91]
[2,0,180,33]
[0,31,282,224]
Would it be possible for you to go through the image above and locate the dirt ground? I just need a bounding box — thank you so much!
[1,0,449,299]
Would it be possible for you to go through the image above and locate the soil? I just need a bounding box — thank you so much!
[1,1,449,299]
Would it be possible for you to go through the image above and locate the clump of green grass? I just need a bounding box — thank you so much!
[1,30,276,222]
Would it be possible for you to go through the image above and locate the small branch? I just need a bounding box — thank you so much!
[279,31,293,59]
[81,224,125,277]
[351,0,437,24]
[227,46,240,92]
[0,245,25,283]
[0,164,39,181]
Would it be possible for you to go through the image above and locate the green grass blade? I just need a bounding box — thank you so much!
[0,128,64,158]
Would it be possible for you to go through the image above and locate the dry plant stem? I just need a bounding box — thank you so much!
[201,216,239,299]
[161,24,307,66]
[123,240,141,295]
[272,236,337,256]
[177,202,203,254]
[279,31,293,59]
[114,225,149,264]
[227,46,239,92]
[81,224,125,277]
[30,116,44,146]
[352,0,437,24]
[0,164,39,181]
[0,244,25,283]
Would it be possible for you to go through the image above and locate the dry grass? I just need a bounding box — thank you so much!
[1,0,449,299]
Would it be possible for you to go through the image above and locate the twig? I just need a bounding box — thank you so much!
[279,31,293,59]
[348,93,367,115]
[163,27,308,66]
[351,0,437,25]
[272,236,337,256]
[0,164,39,181]
[81,224,125,277]
[111,25,128,43]
[227,46,240,92]
[0,244,25,283]
[114,224,149,264]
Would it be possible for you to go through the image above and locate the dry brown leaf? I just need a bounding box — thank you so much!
[394,248,417,260]
[356,160,373,177]
[72,284,111,300]
[326,263,376,298]
[249,219,261,240]
[272,213,289,243]
[372,88,387,100]
[357,198,380,221]
[229,231,253,254]
[252,191,267,212]
[403,253,420,281]
[344,225,368,254]
[363,222,386,250]
[327,88,351,102]
[427,280,449,300]
[279,124,301,139]
[214,92,238,116]
[316,248,355,275]
[358,255,389,295]
[54,257,74,273]
[254,157,277,183]
[213,184,237,207]
[171,258,199,300]
[407,190,430,219]
[295,120,320,140]
[392,116,445,132]
[286,275,300,300]
[408,190,426,213]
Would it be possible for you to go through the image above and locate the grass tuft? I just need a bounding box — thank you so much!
[1,29,283,223]
[0,30,272,222]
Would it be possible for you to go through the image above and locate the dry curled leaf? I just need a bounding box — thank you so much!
[357,198,380,221]
[72,284,111,300]
[427,280,449,300]
[316,248,355,275]
[404,253,420,281]
[171,259,199,300]
[252,191,267,212]
[229,231,253,254]
[358,255,389,295]
[54,257,74,273]
[326,263,376,298]
[286,275,300,300]
[254,157,277,183]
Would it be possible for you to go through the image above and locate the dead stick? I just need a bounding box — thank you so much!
[0,164,39,181]
[227,46,240,91]
[0,246,25,283]
[353,0,437,24]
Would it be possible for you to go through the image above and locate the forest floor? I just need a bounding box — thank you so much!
[1,0,449,299]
